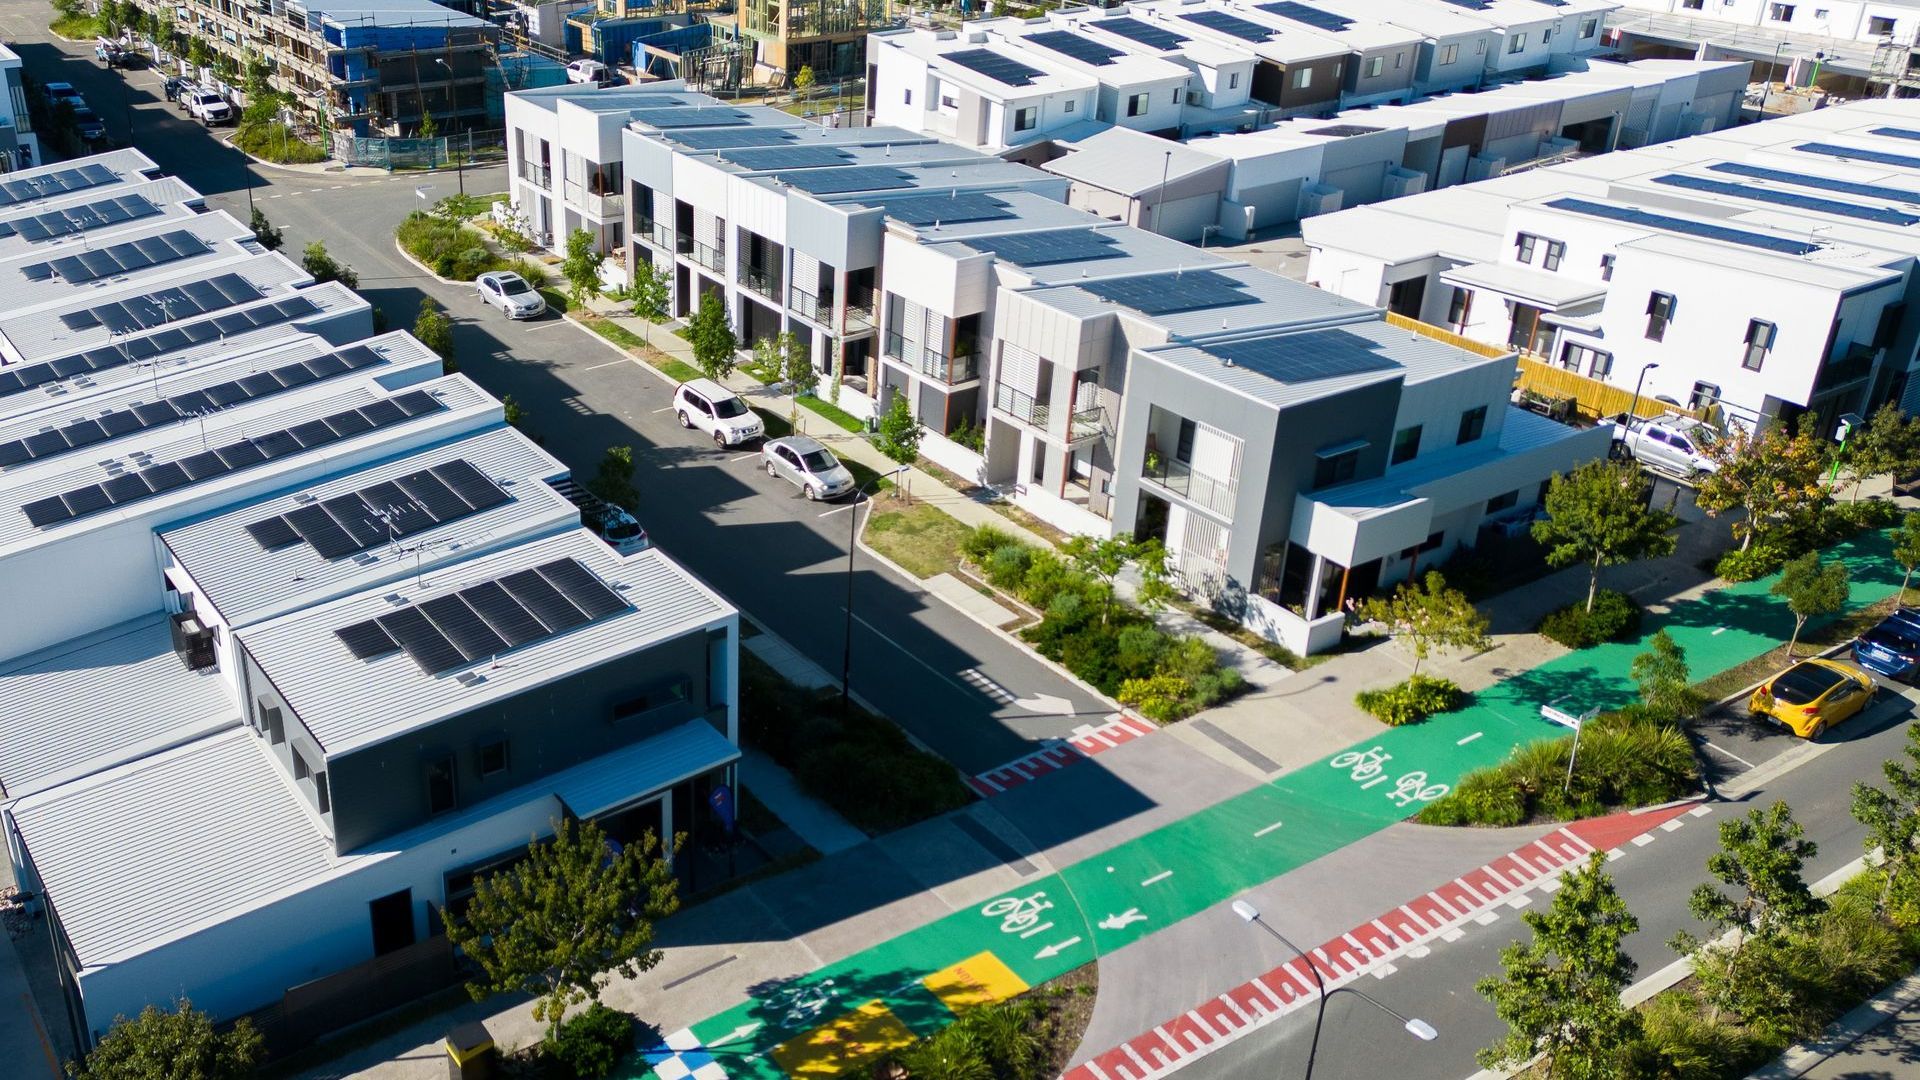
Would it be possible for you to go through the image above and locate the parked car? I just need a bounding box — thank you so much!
[41,81,80,106]
[673,378,762,447]
[1612,414,1721,479]
[186,90,232,126]
[549,477,648,555]
[761,435,855,501]
[162,76,185,102]
[1749,657,1877,739]
[565,59,612,86]
[1852,607,1920,681]
[475,270,546,320]
[70,105,106,143]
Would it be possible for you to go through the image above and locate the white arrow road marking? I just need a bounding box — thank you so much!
[1013,692,1075,716]
[1099,908,1149,931]
[708,1022,762,1047]
[1036,936,1082,960]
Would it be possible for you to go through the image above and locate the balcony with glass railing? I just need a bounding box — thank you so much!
[518,160,551,188]
[581,189,623,218]
[1069,404,1106,441]
[739,264,782,300]
[993,384,1050,428]
[1142,455,1235,518]
[691,242,726,272]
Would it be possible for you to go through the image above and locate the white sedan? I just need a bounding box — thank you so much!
[475,271,547,320]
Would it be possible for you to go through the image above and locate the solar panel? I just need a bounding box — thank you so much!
[669,127,800,150]
[1653,173,1920,226]
[1797,142,1920,170]
[775,166,915,195]
[335,619,401,660]
[246,457,510,559]
[20,496,71,527]
[972,230,1124,266]
[1870,127,1920,141]
[1544,197,1821,255]
[500,568,591,633]
[176,451,228,481]
[720,146,853,170]
[459,580,548,647]
[246,516,302,549]
[0,194,161,243]
[433,459,512,511]
[1025,30,1125,65]
[101,472,152,505]
[1180,10,1273,42]
[630,107,751,129]
[538,558,631,619]
[877,193,1013,226]
[420,594,510,661]
[61,484,111,515]
[140,461,191,493]
[286,503,360,560]
[1708,162,1920,206]
[0,163,117,207]
[376,606,466,675]
[395,470,469,520]
[1440,0,1492,9]
[47,274,277,351]
[1202,329,1403,383]
[34,229,208,284]
[944,48,1047,87]
[1312,125,1382,138]
[1080,270,1259,314]
[1089,17,1188,49]
[1256,1,1351,30]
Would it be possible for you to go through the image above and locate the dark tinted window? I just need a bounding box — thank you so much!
[1771,664,1845,704]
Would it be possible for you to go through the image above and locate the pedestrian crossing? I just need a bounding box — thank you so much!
[966,713,1158,797]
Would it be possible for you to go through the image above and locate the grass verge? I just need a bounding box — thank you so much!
[865,503,970,579]
[798,393,865,433]
[1692,593,1899,703]
[49,14,103,37]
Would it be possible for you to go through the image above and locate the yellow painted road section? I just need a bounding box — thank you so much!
[922,951,1029,1014]
[770,1001,917,1077]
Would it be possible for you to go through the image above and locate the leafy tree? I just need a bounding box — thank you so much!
[1477,853,1641,1080]
[589,445,638,510]
[686,296,738,381]
[413,298,455,369]
[793,64,816,104]
[418,109,437,141]
[1894,510,1920,604]
[1533,461,1678,613]
[301,240,358,289]
[1063,533,1153,625]
[502,393,527,431]
[443,817,679,1035]
[242,49,271,101]
[1133,538,1176,613]
[69,999,260,1080]
[1770,550,1849,657]
[1842,403,1920,501]
[247,205,282,251]
[875,393,924,469]
[562,228,604,305]
[1674,802,1823,1017]
[620,259,672,344]
[186,34,211,69]
[1630,628,1694,719]
[1357,570,1491,678]
[1697,419,1831,552]
[1854,725,1920,927]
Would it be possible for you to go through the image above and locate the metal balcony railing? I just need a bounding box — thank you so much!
[1070,404,1106,440]
[638,220,674,250]
[993,384,1050,427]
[739,264,782,300]
[519,161,550,187]
[886,332,979,385]
[790,287,832,323]
[844,300,875,331]
[691,242,725,272]
[1142,456,1235,518]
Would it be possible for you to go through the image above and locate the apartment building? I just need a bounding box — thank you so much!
[0,43,37,171]
[1610,0,1920,96]
[0,151,742,1051]
[1303,98,1920,434]
[123,0,499,136]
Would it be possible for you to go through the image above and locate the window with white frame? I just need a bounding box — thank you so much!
[1065,99,1075,112]
[1365,56,1384,78]
[1743,319,1776,370]
[1293,67,1312,89]
[1014,106,1037,131]
[1768,3,1795,20]
[1564,343,1610,377]
[1508,32,1527,53]
[1580,16,1598,37]
[904,87,912,104]
[1127,92,1149,117]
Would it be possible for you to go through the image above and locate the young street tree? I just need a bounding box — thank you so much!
[1357,570,1492,678]
[589,445,639,510]
[1852,725,1920,924]
[1532,461,1678,613]
[876,394,924,468]
[562,228,604,306]
[621,260,672,344]
[1696,420,1830,553]
[752,331,809,426]
[443,817,679,1035]
[70,999,261,1080]
[686,298,738,381]
[1476,853,1641,1080]
[1675,801,1822,1016]
[247,205,282,251]
[1895,511,1920,603]
[1770,550,1850,657]
[1841,403,1920,501]
[1063,533,1155,625]
[1630,628,1694,719]
[413,298,456,369]
[301,240,358,289]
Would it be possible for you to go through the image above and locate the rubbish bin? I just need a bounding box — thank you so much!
[445,1021,495,1080]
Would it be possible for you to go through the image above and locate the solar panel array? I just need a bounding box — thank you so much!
[721,145,853,170]
[18,389,446,529]
[0,194,159,243]
[0,344,386,471]
[0,163,117,208]
[21,229,207,284]
[1543,198,1821,256]
[1439,0,1492,10]
[1090,18,1189,49]
[1872,127,1920,141]
[776,166,915,195]
[334,556,630,674]
[972,230,1124,266]
[246,458,509,560]
[57,272,266,334]
[1312,125,1383,138]
[3,297,311,400]
[1653,173,1920,227]
[1708,162,1920,206]
[669,128,799,150]
[630,107,750,129]
[945,48,1047,87]
[1256,1,1351,30]
[1797,141,1920,170]
[1202,328,1399,382]
[1180,10,1274,42]
[1081,270,1259,314]
[1025,30,1125,65]
[876,192,1013,226]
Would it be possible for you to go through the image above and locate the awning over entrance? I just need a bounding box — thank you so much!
[1439,262,1607,312]
[552,719,739,820]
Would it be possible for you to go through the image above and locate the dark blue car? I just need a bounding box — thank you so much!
[1853,607,1920,681]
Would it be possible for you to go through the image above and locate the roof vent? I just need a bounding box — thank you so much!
[1221,356,1235,367]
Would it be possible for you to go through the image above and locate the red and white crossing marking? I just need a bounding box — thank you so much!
[1062,801,1703,1080]
[966,714,1158,797]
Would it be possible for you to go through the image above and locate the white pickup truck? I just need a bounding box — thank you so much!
[1612,414,1721,480]
[185,89,232,126]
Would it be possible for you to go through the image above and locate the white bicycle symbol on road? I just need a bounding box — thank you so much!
[1329,749,1450,805]
[1331,746,1392,780]
[981,891,1054,934]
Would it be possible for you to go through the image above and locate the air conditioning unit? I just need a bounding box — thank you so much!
[170,612,218,672]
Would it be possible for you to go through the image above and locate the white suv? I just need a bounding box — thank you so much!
[674,379,762,447]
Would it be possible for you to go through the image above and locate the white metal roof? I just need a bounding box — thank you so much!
[1041,126,1229,196]
[1440,260,1608,309]
[237,530,734,756]
[0,213,261,343]
[1143,315,1503,408]
[161,425,579,628]
[0,176,205,263]
[0,613,237,800]
[0,149,157,213]
[1023,261,1378,338]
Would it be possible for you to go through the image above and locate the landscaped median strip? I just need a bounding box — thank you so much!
[631,531,1905,1080]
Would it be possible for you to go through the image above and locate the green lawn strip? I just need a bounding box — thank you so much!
[863,504,969,579]
[633,530,1903,1080]
[798,395,865,434]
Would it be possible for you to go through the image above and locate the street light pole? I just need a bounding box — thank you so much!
[433,58,463,196]
[842,463,910,715]
[1626,360,1661,424]
[1231,900,1437,1080]
[1758,41,1786,113]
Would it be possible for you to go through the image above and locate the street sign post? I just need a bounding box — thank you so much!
[1541,698,1601,794]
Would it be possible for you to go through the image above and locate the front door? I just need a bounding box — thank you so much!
[369,889,415,956]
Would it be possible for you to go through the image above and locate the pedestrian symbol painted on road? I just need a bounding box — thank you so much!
[1098,908,1148,931]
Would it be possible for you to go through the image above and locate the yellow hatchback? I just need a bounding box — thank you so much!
[1749,658,1877,739]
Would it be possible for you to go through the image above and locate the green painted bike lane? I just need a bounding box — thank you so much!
[637,531,1903,1080]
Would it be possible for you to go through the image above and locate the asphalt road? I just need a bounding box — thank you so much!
[1183,684,1920,1080]
[0,4,1111,777]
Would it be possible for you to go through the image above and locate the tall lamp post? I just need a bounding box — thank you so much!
[1231,900,1437,1080]
[1626,361,1660,425]
[842,463,910,715]
[433,57,464,196]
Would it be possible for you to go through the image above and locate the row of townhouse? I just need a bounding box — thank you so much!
[0,43,37,171]
[1302,98,1920,438]
[867,0,1623,156]
[508,83,1610,657]
[0,149,743,1052]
